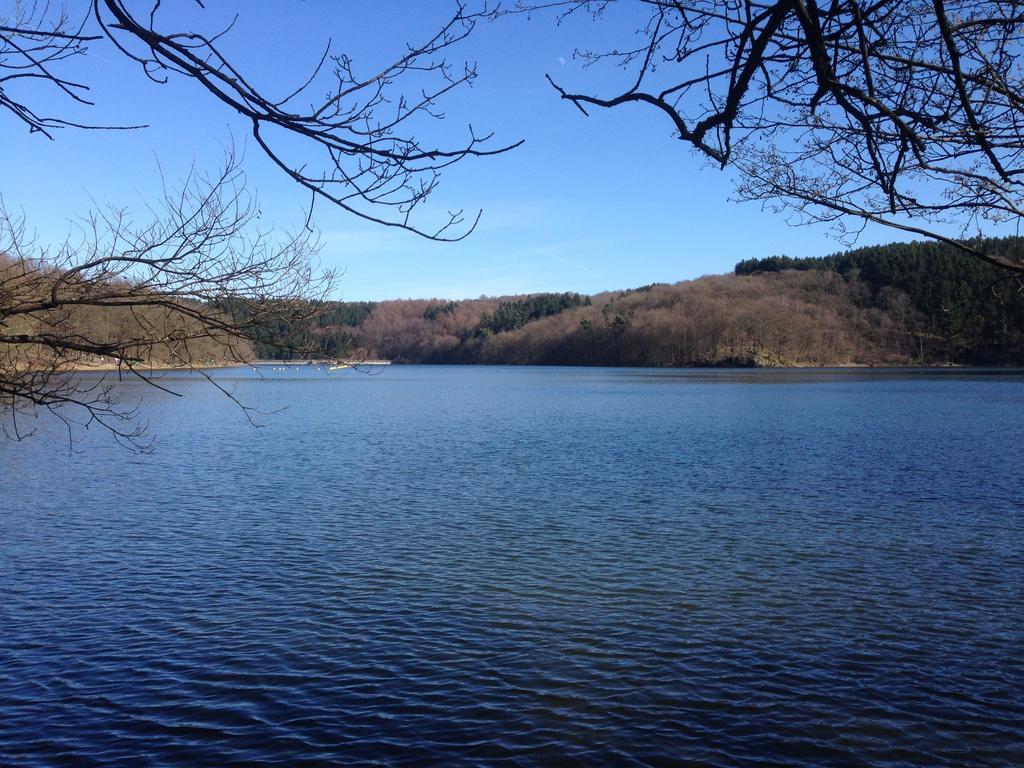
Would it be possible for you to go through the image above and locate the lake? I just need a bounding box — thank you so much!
[2,366,1023,766]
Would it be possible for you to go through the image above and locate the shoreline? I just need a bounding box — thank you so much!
[67,361,246,373]
[61,360,987,372]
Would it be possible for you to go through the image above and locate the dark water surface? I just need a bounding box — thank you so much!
[2,366,1023,766]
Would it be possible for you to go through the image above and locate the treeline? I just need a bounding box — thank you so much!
[736,238,1024,364]
[1,253,251,370]
[219,297,376,359]
[480,293,590,334]
[233,237,1024,367]
[13,236,1020,369]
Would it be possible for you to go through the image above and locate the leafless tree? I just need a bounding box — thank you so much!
[1,1,517,447]
[3,0,518,238]
[0,154,332,449]
[525,0,1024,273]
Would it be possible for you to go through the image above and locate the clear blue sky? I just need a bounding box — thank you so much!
[3,1,929,301]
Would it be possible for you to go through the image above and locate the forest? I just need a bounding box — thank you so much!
[0,251,251,374]
[6,237,1021,372]
[250,237,1024,367]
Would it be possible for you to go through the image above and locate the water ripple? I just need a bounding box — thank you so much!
[2,367,1023,766]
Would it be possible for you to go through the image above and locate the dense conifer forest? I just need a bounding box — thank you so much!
[249,237,1024,367]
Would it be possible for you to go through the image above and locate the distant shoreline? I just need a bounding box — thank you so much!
[65,359,391,372]
[67,361,244,373]
[63,359,982,372]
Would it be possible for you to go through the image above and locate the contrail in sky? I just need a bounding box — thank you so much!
[544,251,592,273]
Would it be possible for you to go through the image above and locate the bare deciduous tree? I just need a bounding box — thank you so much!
[3,1,518,238]
[527,0,1024,273]
[0,1,516,447]
[0,155,330,448]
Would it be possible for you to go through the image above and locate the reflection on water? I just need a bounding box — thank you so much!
[2,366,1023,766]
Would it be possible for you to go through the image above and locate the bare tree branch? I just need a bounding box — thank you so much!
[520,0,1024,273]
[0,150,334,450]
[1,2,521,447]
[2,1,521,239]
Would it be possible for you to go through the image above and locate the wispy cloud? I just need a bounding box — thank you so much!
[543,250,592,273]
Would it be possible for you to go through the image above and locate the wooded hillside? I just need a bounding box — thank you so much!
[735,237,1024,364]
[253,237,1024,367]
[0,252,252,372]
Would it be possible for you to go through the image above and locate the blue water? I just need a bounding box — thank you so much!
[2,366,1023,766]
